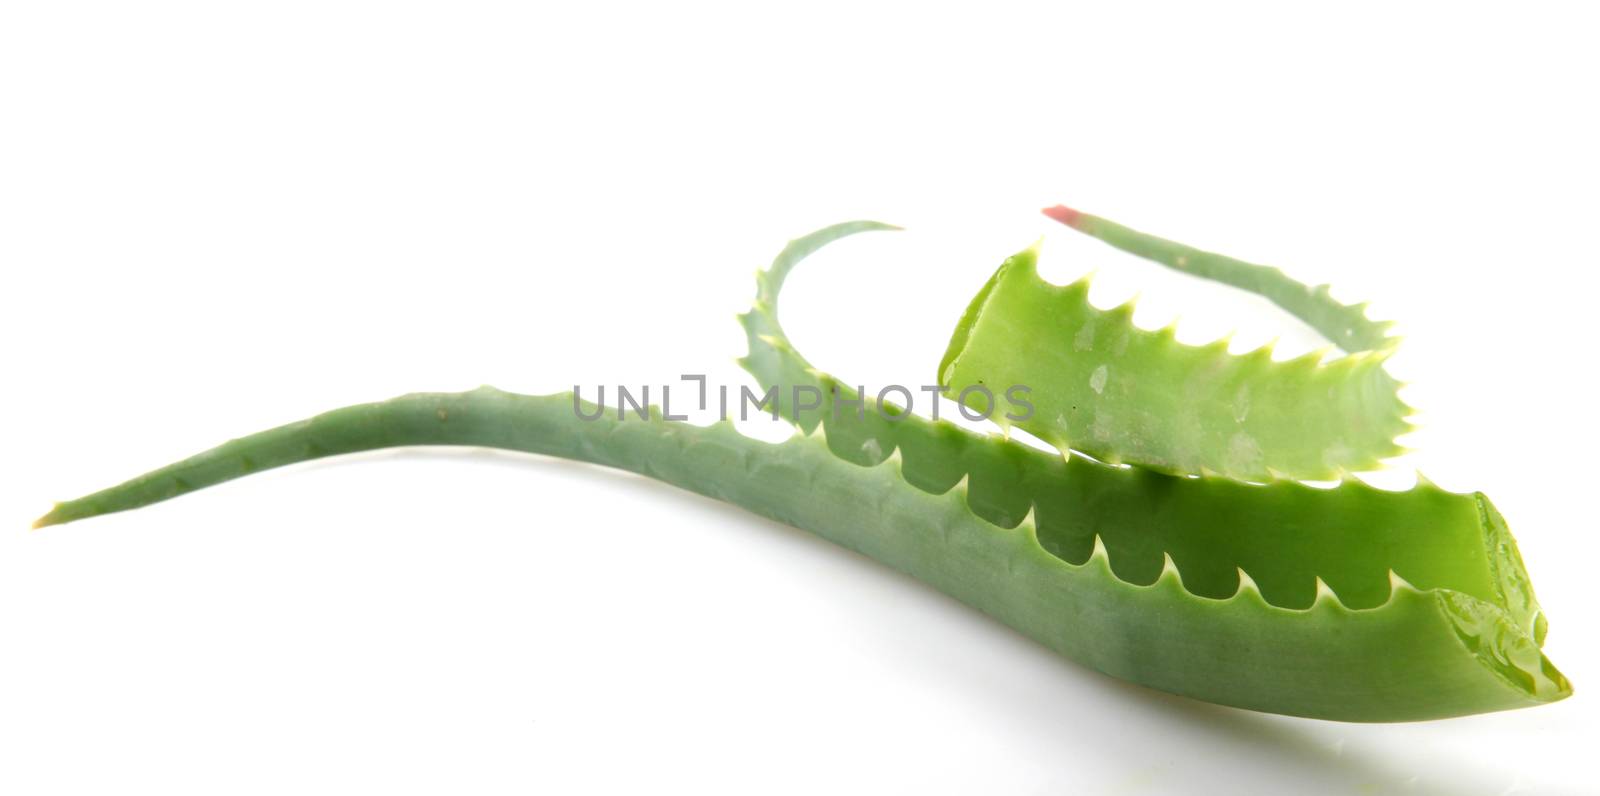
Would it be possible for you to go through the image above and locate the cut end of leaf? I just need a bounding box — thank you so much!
[1435,590,1572,704]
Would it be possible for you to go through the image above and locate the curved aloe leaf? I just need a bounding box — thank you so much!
[1043,205,1395,352]
[34,220,1568,721]
[30,386,1569,721]
[736,222,1565,719]
[938,207,1410,480]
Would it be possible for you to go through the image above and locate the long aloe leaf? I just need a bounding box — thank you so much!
[735,222,1564,719]
[34,220,1568,721]
[30,386,1569,721]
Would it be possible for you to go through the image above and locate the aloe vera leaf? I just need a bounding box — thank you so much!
[735,222,1566,718]
[33,223,1567,720]
[936,210,1411,480]
[30,388,1568,721]
[1042,204,1396,353]
[740,226,1525,613]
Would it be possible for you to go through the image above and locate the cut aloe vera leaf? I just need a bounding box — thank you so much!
[31,388,1571,721]
[32,221,1568,722]
[937,209,1411,480]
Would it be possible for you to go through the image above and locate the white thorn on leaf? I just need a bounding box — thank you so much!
[880,445,905,470]
[1159,552,1180,580]
[1235,567,1261,596]
[1388,569,1417,592]
[1088,534,1111,565]
[1313,576,1338,605]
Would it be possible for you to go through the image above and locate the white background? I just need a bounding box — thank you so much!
[3,2,1597,793]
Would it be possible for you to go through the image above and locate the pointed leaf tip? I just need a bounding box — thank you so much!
[31,506,61,530]
[1042,204,1084,228]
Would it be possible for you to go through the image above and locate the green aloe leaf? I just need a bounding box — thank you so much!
[938,206,1411,480]
[735,221,1564,720]
[33,217,1569,722]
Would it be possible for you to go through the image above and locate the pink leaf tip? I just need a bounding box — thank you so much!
[1042,204,1083,228]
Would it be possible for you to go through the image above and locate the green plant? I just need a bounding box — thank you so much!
[34,209,1568,722]
[940,206,1408,480]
